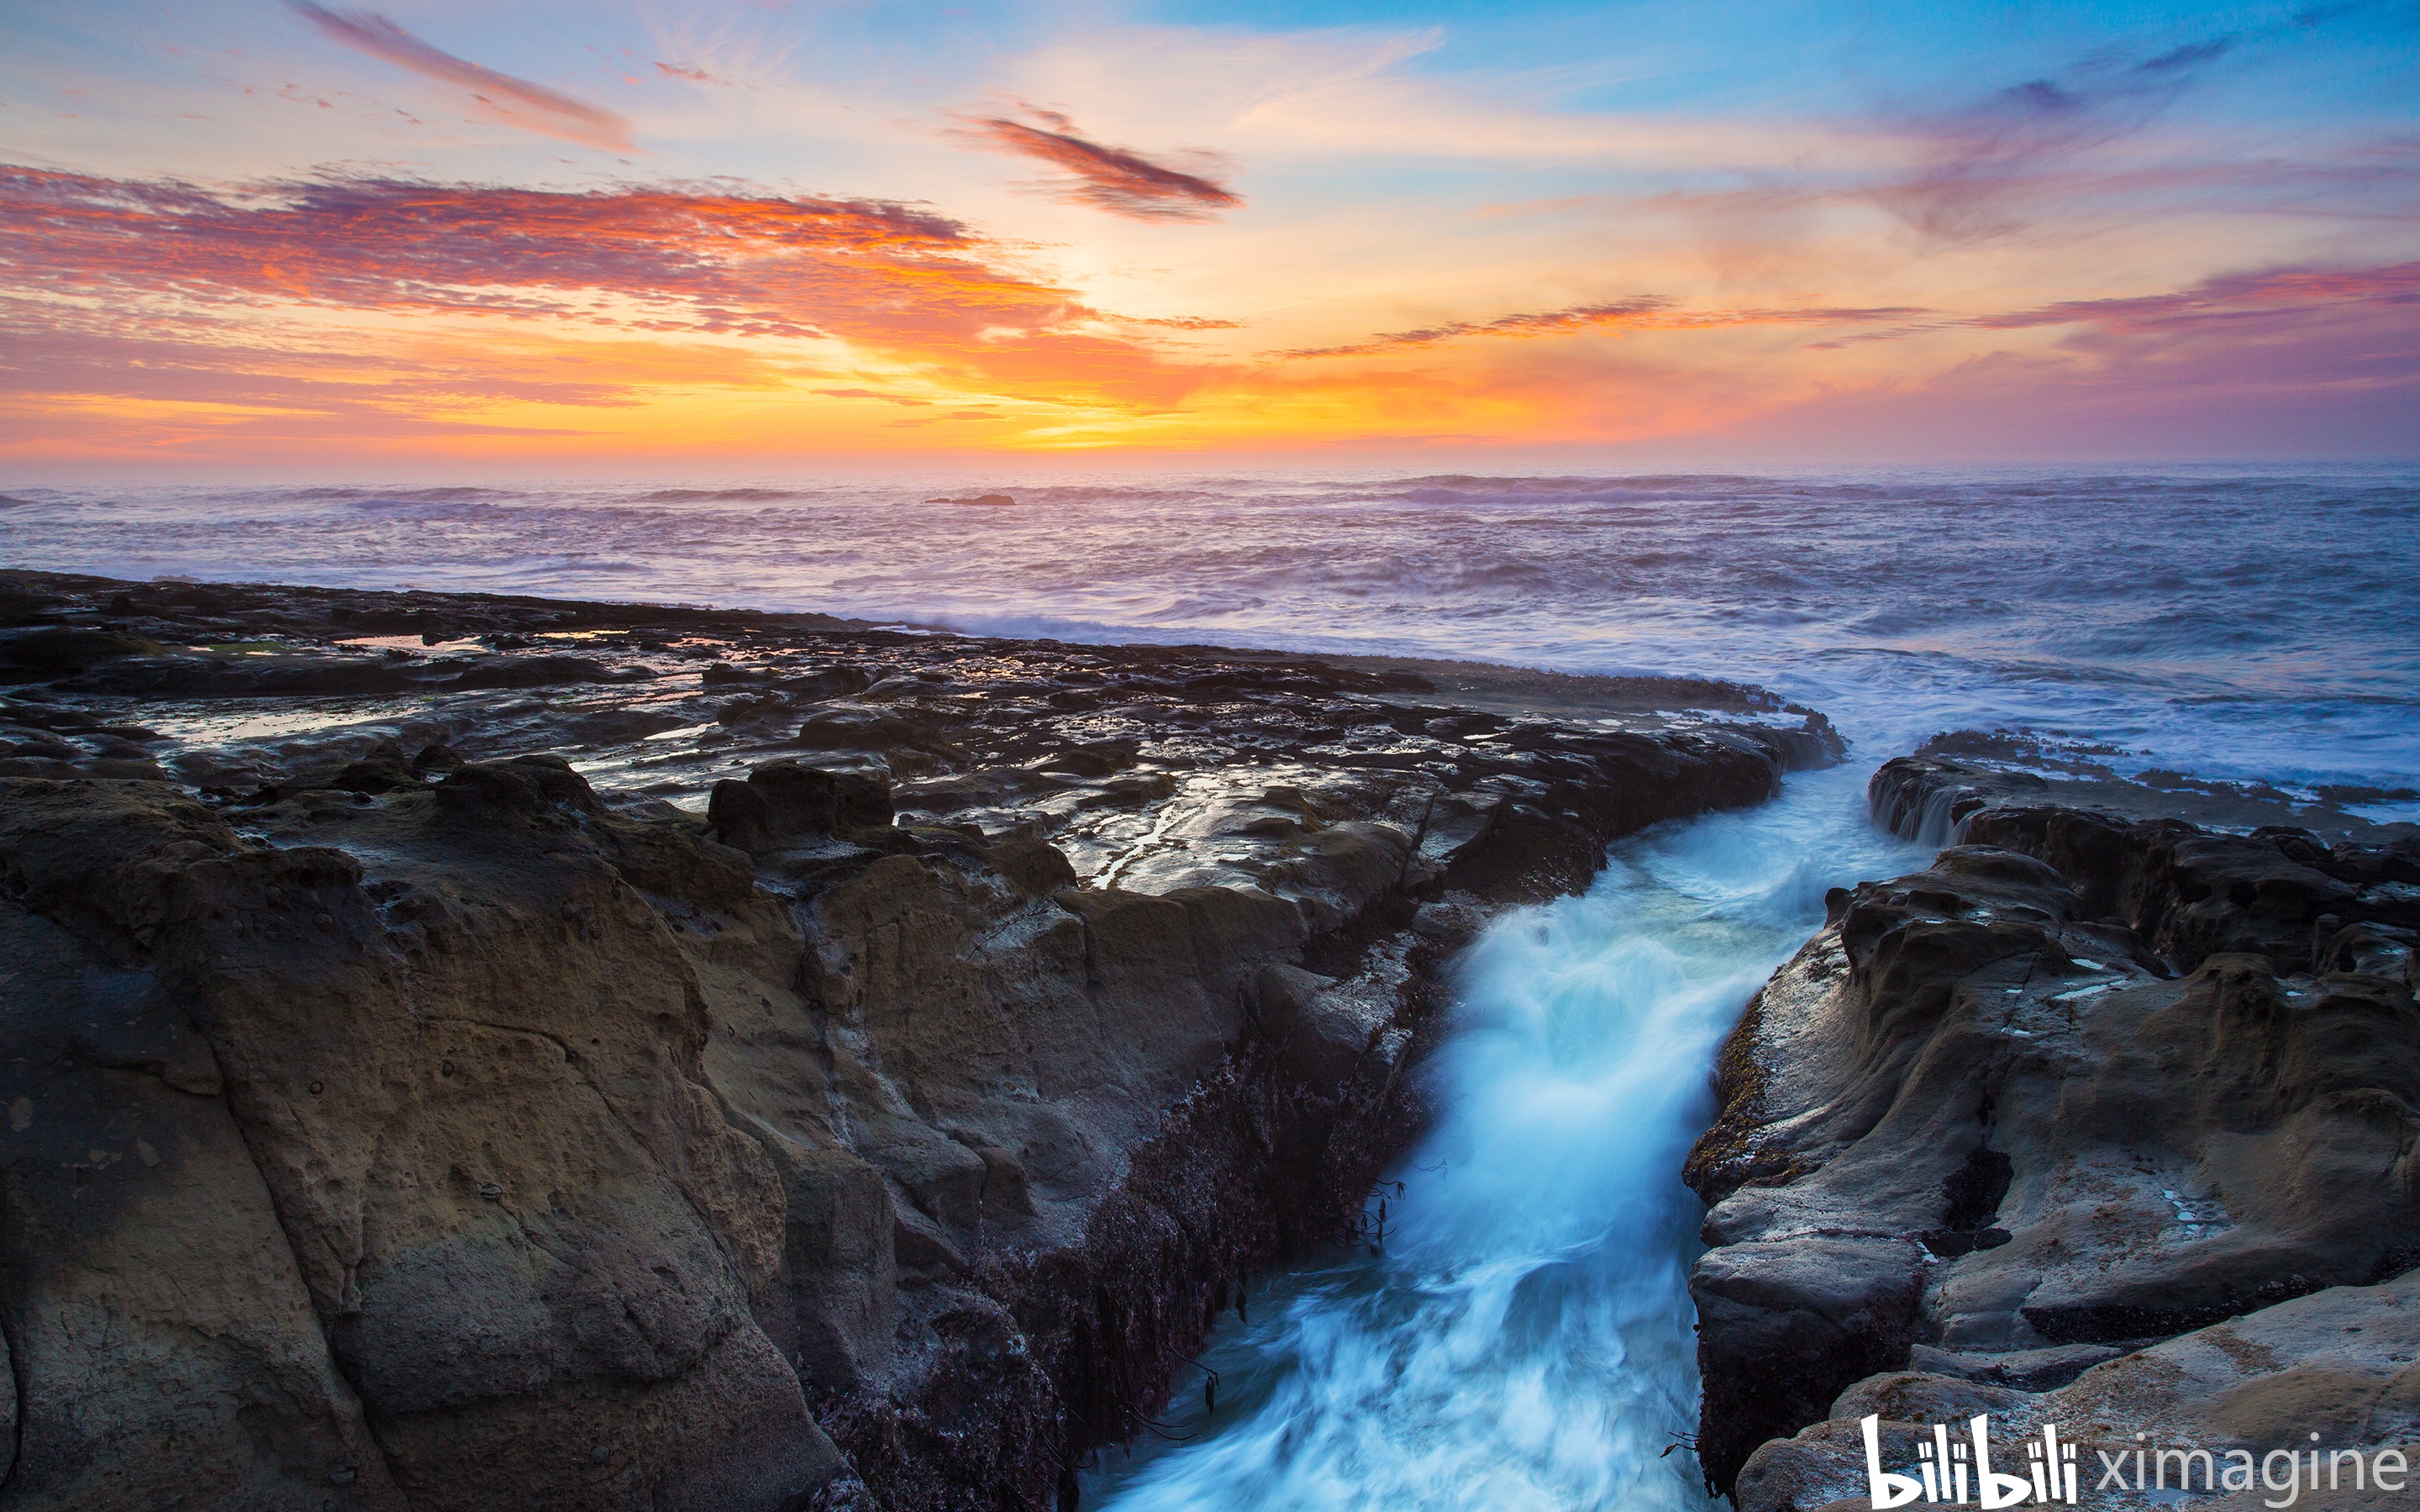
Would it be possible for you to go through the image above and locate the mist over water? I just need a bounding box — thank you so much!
[7,465,2414,1507]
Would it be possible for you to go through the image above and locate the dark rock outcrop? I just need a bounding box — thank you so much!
[0,570,1844,1512]
[1876,753,2419,973]
[1685,757,2420,1498]
[1,776,843,1511]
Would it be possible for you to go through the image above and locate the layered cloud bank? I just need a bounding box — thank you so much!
[1,1,2412,465]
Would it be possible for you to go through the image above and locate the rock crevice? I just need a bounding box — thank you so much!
[0,570,1843,1511]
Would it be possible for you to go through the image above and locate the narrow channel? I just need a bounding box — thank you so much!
[1086,760,1927,1509]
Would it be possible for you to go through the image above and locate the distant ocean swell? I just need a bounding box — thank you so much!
[3,465,2414,804]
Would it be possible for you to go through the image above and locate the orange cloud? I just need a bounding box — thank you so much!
[0,166,1228,458]
[0,166,1093,349]
[815,387,932,405]
[1115,314,1248,330]
[3,166,2412,465]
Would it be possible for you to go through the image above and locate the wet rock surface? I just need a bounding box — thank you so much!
[0,570,1838,1511]
[1686,753,2420,1500]
[1873,738,2419,845]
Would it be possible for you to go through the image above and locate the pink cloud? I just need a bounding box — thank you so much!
[0,165,1222,441]
[284,2,634,150]
[1726,260,2420,459]
[1975,261,2420,333]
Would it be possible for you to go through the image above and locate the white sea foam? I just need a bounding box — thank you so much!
[1087,766,1924,1509]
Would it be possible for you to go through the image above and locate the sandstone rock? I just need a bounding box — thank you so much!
[447,654,639,691]
[1904,1340,2126,1391]
[1250,963,1385,1088]
[0,776,849,1511]
[433,753,604,817]
[776,664,875,700]
[1693,1237,1930,1491]
[0,624,167,670]
[410,743,464,777]
[1875,754,2420,971]
[981,834,1080,896]
[331,737,420,793]
[2318,919,2416,979]
[761,1141,899,1391]
[796,704,942,753]
[1,1326,13,1487]
[1,881,406,1511]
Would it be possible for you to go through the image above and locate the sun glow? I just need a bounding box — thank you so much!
[3,2,2413,469]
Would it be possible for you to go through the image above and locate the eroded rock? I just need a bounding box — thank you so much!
[1688,761,2420,1497]
[1,775,847,1512]
[0,570,1847,1509]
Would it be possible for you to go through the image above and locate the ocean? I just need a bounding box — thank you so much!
[6,465,2413,802]
[7,463,2416,1509]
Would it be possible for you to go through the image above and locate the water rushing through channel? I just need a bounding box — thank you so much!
[5,465,2414,1507]
[1086,764,1924,1509]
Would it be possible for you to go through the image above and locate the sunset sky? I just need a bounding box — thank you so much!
[3,0,2415,471]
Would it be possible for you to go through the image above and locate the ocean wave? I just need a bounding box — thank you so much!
[633,487,817,504]
[1392,472,1772,492]
[260,486,524,506]
[5,464,2412,786]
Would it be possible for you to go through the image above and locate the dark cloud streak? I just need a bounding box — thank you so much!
[1276,299,1928,359]
[1862,6,2408,244]
[1974,260,2420,332]
[1279,300,1670,357]
[284,1,634,150]
[960,108,1242,221]
[1874,36,2239,243]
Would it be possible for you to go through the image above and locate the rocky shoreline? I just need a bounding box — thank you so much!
[1688,753,2420,1509]
[0,570,1839,1512]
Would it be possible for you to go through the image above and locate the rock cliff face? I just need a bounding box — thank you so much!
[0,570,1839,1510]
[1686,753,2420,1502]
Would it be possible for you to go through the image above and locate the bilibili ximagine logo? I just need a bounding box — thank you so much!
[1863,1415,2413,1508]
